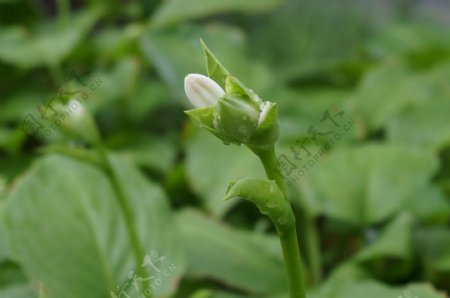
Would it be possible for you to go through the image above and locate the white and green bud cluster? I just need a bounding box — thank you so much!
[184,42,279,148]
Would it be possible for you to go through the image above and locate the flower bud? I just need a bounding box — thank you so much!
[54,99,100,144]
[184,74,225,108]
[183,42,279,148]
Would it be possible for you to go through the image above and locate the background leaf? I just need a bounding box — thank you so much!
[151,0,282,28]
[185,130,264,216]
[294,145,438,225]
[176,209,286,296]
[4,155,184,298]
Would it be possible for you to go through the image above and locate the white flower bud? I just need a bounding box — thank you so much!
[184,74,225,108]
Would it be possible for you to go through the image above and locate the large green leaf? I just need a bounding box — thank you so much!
[348,61,450,132]
[0,284,38,298]
[387,98,450,150]
[405,186,450,224]
[176,209,287,296]
[0,178,5,201]
[4,155,184,298]
[313,281,446,298]
[80,58,141,114]
[0,8,102,68]
[294,145,438,225]
[151,0,282,28]
[312,261,446,298]
[415,227,450,279]
[367,24,450,59]
[356,214,413,262]
[269,87,357,143]
[116,136,177,174]
[185,130,264,216]
[356,214,414,281]
[0,89,51,125]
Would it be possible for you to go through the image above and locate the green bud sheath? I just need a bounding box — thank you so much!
[185,106,215,128]
[201,39,230,89]
[225,75,262,105]
[224,178,295,234]
[215,95,260,143]
[250,102,279,147]
[185,107,237,144]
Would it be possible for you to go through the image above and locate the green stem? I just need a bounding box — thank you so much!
[96,144,153,297]
[252,145,323,287]
[250,145,306,298]
[280,226,307,298]
[249,145,287,196]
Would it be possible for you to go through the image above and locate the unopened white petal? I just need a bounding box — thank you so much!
[258,101,271,125]
[184,74,225,108]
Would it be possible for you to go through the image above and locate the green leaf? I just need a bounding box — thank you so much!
[0,7,102,68]
[387,98,450,150]
[4,155,184,298]
[151,0,282,28]
[357,214,413,262]
[312,279,446,298]
[0,89,51,125]
[356,214,414,281]
[0,177,6,201]
[115,137,177,174]
[269,87,354,143]
[0,127,27,155]
[176,209,287,295]
[349,60,450,132]
[0,284,38,298]
[185,130,264,216]
[415,227,450,277]
[86,58,141,114]
[0,253,27,288]
[406,186,450,224]
[294,145,438,225]
[367,24,450,59]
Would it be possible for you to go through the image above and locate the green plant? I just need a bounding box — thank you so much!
[184,41,306,298]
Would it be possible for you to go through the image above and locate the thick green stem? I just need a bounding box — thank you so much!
[250,145,306,298]
[96,145,153,297]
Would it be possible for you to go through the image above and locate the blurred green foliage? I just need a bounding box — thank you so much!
[0,0,449,297]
